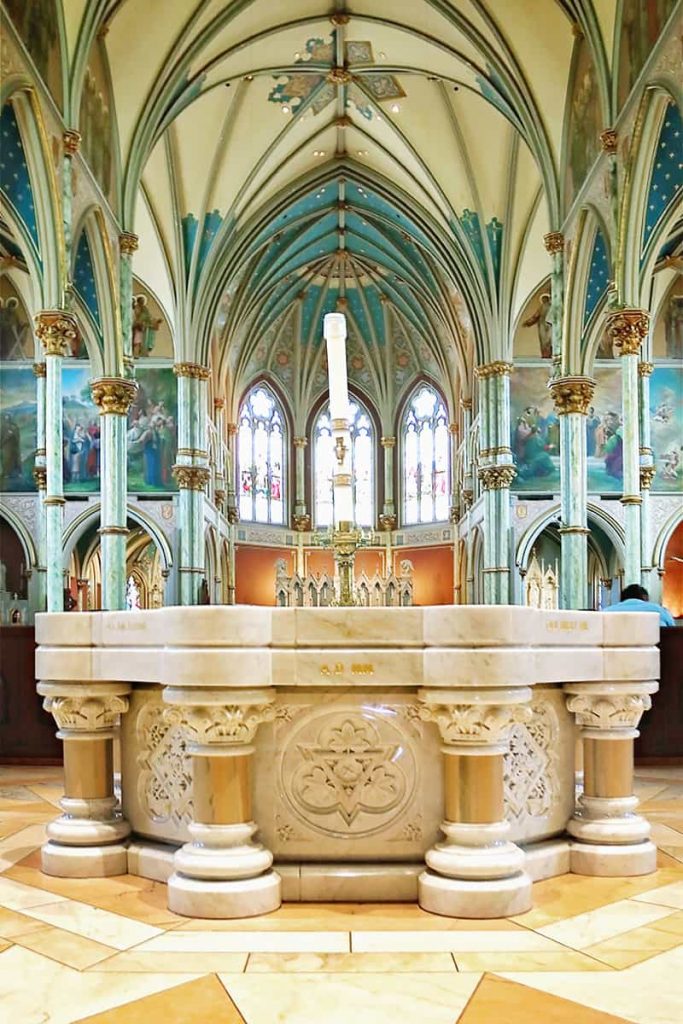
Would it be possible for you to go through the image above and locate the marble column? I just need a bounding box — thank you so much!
[460,398,474,513]
[226,422,239,525]
[213,398,226,514]
[163,687,280,918]
[606,309,650,586]
[34,311,79,612]
[476,362,515,604]
[173,363,210,605]
[543,231,565,377]
[119,232,138,378]
[38,682,131,876]
[448,423,459,523]
[90,378,138,610]
[62,130,81,268]
[565,680,658,875]
[548,376,595,609]
[32,361,48,611]
[292,436,311,531]
[417,686,533,918]
[638,361,656,589]
[379,435,397,531]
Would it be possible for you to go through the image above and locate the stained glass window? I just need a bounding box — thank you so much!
[237,385,285,524]
[313,398,375,528]
[402,384,449,524]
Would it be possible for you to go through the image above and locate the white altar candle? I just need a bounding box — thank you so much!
[323,312,349,421]
[334,480,353,528]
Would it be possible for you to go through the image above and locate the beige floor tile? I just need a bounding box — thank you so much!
[0,819,37,839]
[26,783,65,809]
[0,905,56,938]
[0,823,47,872]
[659,846,683,864]
[88,950,248,973]
[0,874,68,910]
[501,943,683,1024]
[20,899,164,950]
[0,937,12,952]
[90,886,185,926]
[0,944,201,1024]
[4,859,161,904]
[16,924,117,969]
[76,974,247,1023]
[245,951,456,972]
[457,974,629,1023]
[537,898,675,950]
[582,924,682,969]
[220,971,481,1024]
[137,930,350,953]
[453,950,612,972]
[632,881,683,910]
[648,910,683,936]
[351,930,563,952]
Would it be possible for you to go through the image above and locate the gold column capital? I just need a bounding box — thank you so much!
[378,512,397,531]
[34,310,79,357]
[292,512,311,531]
[548,375,596,415]
[90,376,138,415]
[62,129,81,156]
[172,465,211,491]
[380,435,396,448]
[213,397,226,411]
[460,397,473,411]
[32,466,47,489]
[227,422,238,437]
[32,361,46,377]
[640,465,656,489]
[173,362,211,380]
[474,361,514,379]
[638,361,654,377]
[119,232,139,255]
[606,308,650,356]
[293,436,308,449]
[544,231,564,255]
[600,128,618,154]
[477,464,516,490]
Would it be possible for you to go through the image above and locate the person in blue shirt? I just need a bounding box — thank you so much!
[604,583,675,627]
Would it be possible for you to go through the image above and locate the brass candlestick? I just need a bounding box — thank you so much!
[332,521,362,607]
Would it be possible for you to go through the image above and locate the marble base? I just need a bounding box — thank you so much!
[41,840,129,877]
[127,840,176,883]
[418,869,532,919]
[521,838,570,882]
[167,870,282,918]
[569,840,657,877]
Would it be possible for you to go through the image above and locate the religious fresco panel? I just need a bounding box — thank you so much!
[653,276,683,360]
[564,34,601,210]
[617,0,678,109]
[510,366,560,492]
[132,279,173,359]
[587,367,623,494]
[650,365,683,492]
[514,280,552,359]
[0,365,37,492]
[62,365,100,493]
[127,366,177,493]
[0,277,32,360]
[79,39,115,206]
[3,0,63,111]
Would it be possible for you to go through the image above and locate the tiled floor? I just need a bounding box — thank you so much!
[1,766,682,1023]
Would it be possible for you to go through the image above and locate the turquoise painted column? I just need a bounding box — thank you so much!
[61,130,80,275]
[119,232,138,379]
[173,363,210,605]
[544,231,565,377]
[213,397,227,514]
[476,362,515,604]
[34,312,79,612]
[638,360,656,590]
[292,435,311,531]
[606,309,650,587]
[379,435,397,531]
[32,361,48,611]
[90,378,138,610]
[548,376,595,609]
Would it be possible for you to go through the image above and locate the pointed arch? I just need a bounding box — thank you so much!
[236,380,288,526]
[310,390,377,529]
[399,380,450,526]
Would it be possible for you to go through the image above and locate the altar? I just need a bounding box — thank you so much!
[35,604,659,920]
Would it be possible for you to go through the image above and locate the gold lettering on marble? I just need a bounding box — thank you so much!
[546,619,589,631]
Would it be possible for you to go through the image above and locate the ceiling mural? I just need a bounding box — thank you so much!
[3,0,63,111]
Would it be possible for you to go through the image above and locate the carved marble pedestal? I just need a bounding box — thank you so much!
[38,682,131,876]
[163,687,281,918]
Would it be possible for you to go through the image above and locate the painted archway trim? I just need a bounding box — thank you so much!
[653,507,683,572]
[516,500,625,572]
[60,502,173,571]
[0,502,38,568]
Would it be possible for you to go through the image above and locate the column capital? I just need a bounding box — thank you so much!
[380,435,396,448]
[213,397,226,411]
[417,687,532,753]
[32,466,47,489]
[638,361,654,377]
[292,512,311,531]
[600,128,618,154]
[62,129,82,156]
[640,465,656,490]
[293,436,308,448]
[119,232,139,255]
[548,375,596,415]
[90,376,138,415]
[460,397,473,411]
[474,361,513,379]
[34,310,79,357]
[37,682,131,737]
[378,512,397,531]
[477,464,516,490]
[543,231,564,254]
[606,308,650,356]
[33,361,46,377]
[163,687,276,751]
[227,422,239,437]
[172,465,211,490]
[173,361,211,380]
[227,505,240,524]
[564,681,658,739]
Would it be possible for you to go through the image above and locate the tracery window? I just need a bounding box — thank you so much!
[313,398,375,528]
[237,384,285,524]
[402,384,449,524]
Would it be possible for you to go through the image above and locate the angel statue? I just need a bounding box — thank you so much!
[522,292,552,358]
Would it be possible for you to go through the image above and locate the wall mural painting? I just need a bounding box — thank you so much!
[565,34,601,210]
[515,280,553,359]
[510,366,560,492]
[653,278,683,360]
[132,282,172,359]
[0,279,32,360]
[618,0,677,108]
[127,367,177,493]
[62,365,100,493]
[0,365,37,492]
[79,41,114,204]
[4,0,63,111]
[586,367,623,494]
[651,365,683,492]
